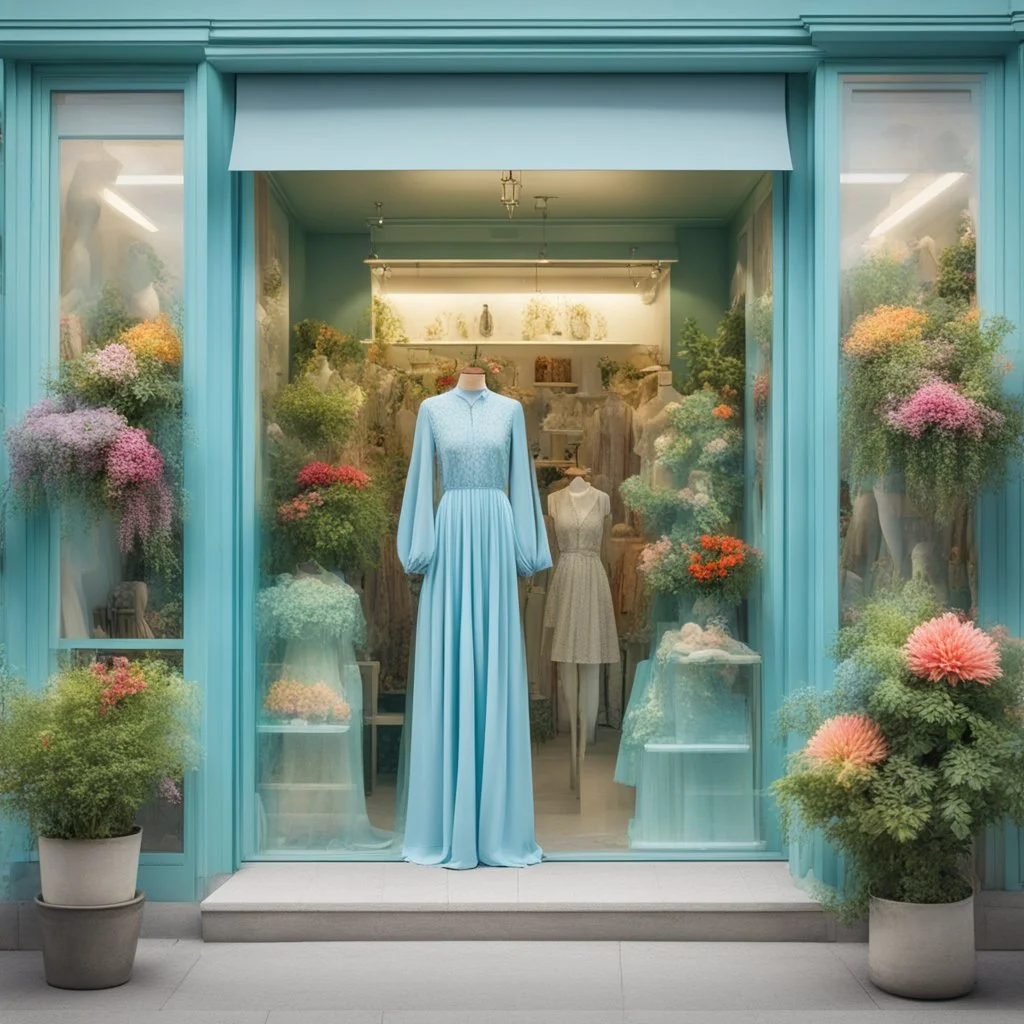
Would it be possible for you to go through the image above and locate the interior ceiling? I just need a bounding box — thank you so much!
[271,171,763,232]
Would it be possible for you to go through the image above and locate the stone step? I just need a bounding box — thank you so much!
[201,861,849,942]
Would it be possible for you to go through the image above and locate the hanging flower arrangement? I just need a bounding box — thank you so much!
[842,306,1024,522]
[4,397,174,557]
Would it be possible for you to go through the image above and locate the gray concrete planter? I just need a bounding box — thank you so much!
[868,893,975,1000]
[35,891,145,989]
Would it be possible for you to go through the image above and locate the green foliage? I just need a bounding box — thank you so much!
[676,315,745,399]
[841,249,919,333]
[83,283,138,347]
[717,297,746,361]
[51,352,182,430]
[291,319,364,373]
[372,296,407,345]
[773,583,1024,920]
[0,658,200,840]
[273,481,389,576]
[596,356,644,392]
[271,377,363,453]
[936,221,977,307]
[620,476,686,536]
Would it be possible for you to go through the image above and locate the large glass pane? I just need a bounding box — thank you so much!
[251,170,774,857]
[55,94,185,642]
[839,81,980,616]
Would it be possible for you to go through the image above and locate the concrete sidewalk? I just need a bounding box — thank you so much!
[1,939,1023,1023]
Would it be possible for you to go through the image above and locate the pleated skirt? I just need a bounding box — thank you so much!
[402,488,542,869]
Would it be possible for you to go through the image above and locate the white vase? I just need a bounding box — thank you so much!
[868,893,975,999]
[38,827,143,907]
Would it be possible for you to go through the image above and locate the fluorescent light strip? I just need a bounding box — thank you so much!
[840,173,909,185]
[115,174,184,186]
[868,173,965,240]
[100,188,159,233]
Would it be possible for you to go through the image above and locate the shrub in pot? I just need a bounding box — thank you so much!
[773,582,1024,999]
[0,655,198,988]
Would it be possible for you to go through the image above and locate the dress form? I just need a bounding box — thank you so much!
[457,366,487,390]
[546,468,617,793]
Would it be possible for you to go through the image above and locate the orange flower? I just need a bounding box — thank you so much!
[805,714,888,771]
[711,404,734,419]
[843,305,927,358]
[119,315,183,367]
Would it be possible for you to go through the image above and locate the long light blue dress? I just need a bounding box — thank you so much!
[397,386,551,868]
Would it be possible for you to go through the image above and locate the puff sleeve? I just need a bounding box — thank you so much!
[397,403,437,574]
[509,401,553,577]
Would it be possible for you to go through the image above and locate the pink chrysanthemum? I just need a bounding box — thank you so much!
[85,343,140,383]
[804,713,888,769]
[904,612,1002,686]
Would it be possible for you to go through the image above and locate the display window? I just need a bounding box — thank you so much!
[838,79,983,618]
[250,170,776,858]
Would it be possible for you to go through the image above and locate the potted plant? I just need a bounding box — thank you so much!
[773,583,1024,999]
[0,655,199,988]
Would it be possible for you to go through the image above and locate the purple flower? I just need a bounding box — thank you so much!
[4,401,127,494]
[85,343,139,383]
[887,380,1003,439]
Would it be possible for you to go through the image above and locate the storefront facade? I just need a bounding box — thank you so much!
[1,1,1024,905]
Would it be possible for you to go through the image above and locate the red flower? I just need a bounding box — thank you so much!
[91,657,148,715]
[296,462,370,491]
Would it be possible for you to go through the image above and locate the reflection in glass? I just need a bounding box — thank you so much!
[56,107,185,641]
[839,82,980,617]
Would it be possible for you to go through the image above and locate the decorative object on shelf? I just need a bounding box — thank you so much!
[424,314,447,342]
[534,355,552,383]
[552,358,572,383]
[263,678,351,725]
[0,654,199,988]
[455,313,469,340]
[522,297,557,341]
[593,313,608,341]
[773,581,1024,998]
[479,304,494,338]
[499,170,522,219]
[568,303,591,341]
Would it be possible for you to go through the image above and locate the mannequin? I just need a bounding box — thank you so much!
[544,467,620,793]
[457,365,487,390]
[634,370,684,489]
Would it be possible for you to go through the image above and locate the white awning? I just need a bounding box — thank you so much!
[229,74,792,172]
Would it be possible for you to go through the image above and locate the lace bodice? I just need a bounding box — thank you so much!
[397,387,552,577]
[421,388,513,491]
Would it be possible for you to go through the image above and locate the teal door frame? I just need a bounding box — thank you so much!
[1,23,1022,898]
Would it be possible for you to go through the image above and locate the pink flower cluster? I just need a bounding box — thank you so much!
[157,777,183,805]
[105,427,173,552]
[887,380,1003,439]
[85,343,140,383]
[278,491,325,523]
[296,462,370,490]
[91,657,148,715]
[638,535,672,574]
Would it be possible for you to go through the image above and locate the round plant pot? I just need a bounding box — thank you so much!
[35,891,145,990]
[868,893,976,1000]
[38,827,142,907]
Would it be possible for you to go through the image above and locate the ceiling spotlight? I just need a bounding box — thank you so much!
[500,171,522,219]
[374,201,384,226]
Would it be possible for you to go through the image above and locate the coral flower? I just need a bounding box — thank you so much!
[711,404,734,419]
[804,713,888,769]
[904,613,1002,686]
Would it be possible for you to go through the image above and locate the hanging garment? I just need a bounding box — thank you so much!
[544,487,620,666]
[585,394,640,526]
[397,386,551,868]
